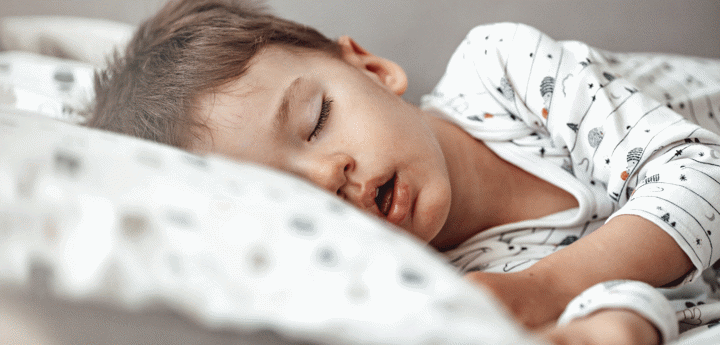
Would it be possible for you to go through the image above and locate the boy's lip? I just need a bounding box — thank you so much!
[385,174,411,226]
[361,172,411,226]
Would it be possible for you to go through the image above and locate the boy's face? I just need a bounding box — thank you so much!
[196,38,451,244]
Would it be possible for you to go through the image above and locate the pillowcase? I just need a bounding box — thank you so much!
[0,51,95,123]
[0,16,134,67]
[0,109,534,345]
[0,15,133,123]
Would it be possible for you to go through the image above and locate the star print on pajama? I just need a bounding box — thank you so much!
[420,22,720,336]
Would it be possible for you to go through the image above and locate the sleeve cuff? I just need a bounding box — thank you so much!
[557,280,678,343]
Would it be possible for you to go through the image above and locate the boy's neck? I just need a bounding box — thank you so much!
[424,111,577,251]
[424,112,513,250]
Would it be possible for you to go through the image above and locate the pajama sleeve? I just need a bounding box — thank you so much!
[421,22,720,284]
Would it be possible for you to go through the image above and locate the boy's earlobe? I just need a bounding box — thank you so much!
[338,36,408,96]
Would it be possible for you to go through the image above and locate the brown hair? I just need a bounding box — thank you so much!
[87,0,340,148]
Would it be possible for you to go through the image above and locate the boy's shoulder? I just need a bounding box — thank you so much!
[451,22,558,67]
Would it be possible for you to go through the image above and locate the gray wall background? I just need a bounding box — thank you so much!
[4,0,719,104]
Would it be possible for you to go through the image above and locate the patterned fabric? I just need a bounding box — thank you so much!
[0,51,95,123]
[420,22,720,338]
[0,16,134,67]
[0,110,536,345]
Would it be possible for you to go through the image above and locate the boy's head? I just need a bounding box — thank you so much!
[89,0,340,148]
[90,0,453,245]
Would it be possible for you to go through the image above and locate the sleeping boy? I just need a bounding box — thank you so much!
[88,0,720,343]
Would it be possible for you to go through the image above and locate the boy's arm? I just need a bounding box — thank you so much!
[425,22,720,341]
[453,22,720,281]
[467,214,691,329]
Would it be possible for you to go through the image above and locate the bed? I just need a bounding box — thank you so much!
[1,14,720,345]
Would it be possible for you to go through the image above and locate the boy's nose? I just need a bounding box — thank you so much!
[300,153,355,195]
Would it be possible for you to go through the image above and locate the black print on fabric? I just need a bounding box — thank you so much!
[622,147,643,181]
[661,213,676,227]
[561,158,574,176]
[450,246,493,272]
[290,216,317,236]
[249,247,271,273]
[327,200,347,215]
[626,187,635,200]
[400,267,427,288]
[540,76,555,119]
[588,128,604,148]
[445,93,469,114]
[643,174,661,184]
[464,264,489,272]
[61,104,74,117]
[679,303,704,326]
[121,212,150,240]
[498,77,515,101]
[503,259,533,272]
[54,150,82,177]
[316,246,338,267]
[559,235,578,246]
[53,69,75,92]
[182,153,208,169]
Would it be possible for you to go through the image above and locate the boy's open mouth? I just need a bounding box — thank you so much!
[374,173,396,216]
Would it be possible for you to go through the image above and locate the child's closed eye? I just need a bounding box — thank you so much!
[309,98,332,141]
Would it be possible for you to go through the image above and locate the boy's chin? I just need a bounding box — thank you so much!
[423,189,453,242]
[409,210,449,245]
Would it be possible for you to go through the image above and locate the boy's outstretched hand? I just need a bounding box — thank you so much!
[467,270,662,344]
[541,309,660,345]
[465,215,692,343]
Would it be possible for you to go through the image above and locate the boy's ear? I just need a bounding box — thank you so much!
[338,36,407,96]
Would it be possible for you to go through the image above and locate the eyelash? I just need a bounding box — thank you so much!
[309,98,332,140]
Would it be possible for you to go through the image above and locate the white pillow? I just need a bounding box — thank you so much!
[0,16,134,67]
[0,110,534,345]
[0,51,95,123]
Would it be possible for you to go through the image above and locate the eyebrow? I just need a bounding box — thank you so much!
[273,77,303,133]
